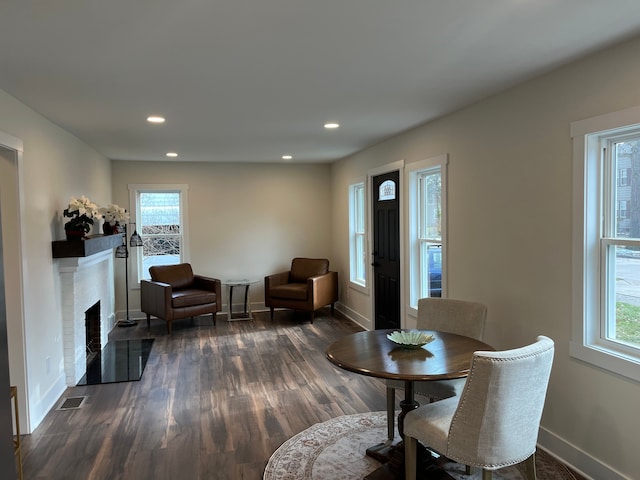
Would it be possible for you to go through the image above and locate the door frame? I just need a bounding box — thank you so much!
[367,159,405,330]
[0,130,29,432]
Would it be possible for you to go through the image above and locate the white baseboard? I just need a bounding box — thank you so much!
[29,373,67,433]
[335,302,371,330]
[538,426,630,480]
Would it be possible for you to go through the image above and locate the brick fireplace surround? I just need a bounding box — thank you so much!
[56,250,116,386]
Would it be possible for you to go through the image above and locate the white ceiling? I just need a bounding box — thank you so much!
[2,1,640,163]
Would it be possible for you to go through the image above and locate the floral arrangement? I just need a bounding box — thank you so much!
[63,196,101,238]
[63,197,130,239]
[100,203,130,226]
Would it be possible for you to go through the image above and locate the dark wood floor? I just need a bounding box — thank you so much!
[20,310,586,480]
[21,309,387,480]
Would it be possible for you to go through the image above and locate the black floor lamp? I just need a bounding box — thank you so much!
[116,222,143,328]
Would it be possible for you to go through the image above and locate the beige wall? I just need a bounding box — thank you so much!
[0,89,112,431]
[331,36,640,478]
[110,160,333,315]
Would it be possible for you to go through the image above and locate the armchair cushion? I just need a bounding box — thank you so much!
[172,288,217,308]
[149,263,195,289]
[268,283,308,301]
[290,258,329,283]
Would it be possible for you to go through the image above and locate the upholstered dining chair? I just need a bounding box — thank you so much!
[386,298,487,440]
[404,335,555,480]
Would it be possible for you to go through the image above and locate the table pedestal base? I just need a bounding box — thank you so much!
[365,441,454,480]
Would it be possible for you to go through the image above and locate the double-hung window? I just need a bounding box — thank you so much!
[349,180,366,288]
[571,106,640,381]
[128,184,189,283]
[407,155,447,311]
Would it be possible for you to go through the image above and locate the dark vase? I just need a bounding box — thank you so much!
[65,229,84,241]
[103,222,120,235]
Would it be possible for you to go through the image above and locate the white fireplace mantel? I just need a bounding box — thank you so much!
[56,249,116,386]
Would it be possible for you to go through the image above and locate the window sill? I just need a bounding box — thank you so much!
[570,341,640,383]
[348,282,369,296]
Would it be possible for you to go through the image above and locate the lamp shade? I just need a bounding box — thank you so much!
[130,223,143,247]
[115,244,128,258]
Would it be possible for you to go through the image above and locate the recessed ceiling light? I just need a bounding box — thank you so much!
[282,155,293,160]
[166,152,178,157]
[147,116,165,124]
[324,122,340,129]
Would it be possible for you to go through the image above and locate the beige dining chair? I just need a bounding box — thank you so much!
[404,335,555,480]
[386,298,487,440]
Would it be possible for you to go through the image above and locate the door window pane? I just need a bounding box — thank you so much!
[379,180,396,201]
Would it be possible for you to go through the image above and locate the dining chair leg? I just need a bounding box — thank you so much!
[404,435,417,480]
[386,386,396,441]
[525,453,537,480]
[482,469,492,480]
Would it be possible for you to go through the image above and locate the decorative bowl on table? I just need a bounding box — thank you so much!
[386,331,435,349]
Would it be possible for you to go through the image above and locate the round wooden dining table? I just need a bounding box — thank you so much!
[326,329,494,479]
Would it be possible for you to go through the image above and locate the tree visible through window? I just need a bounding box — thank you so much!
[140,192,181,277]
[129,185,189,282]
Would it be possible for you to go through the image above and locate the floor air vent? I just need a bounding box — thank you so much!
[57,396,87,410]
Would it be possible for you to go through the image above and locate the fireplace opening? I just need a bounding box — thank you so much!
[85,301,101,366]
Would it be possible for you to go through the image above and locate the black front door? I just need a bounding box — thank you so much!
[372,170,400,330]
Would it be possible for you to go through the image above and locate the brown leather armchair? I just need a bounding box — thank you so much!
[264,258,338,323]
[141,263,222,334]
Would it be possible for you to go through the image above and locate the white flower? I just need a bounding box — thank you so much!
[67,196,101,219]
[99,204,130,226]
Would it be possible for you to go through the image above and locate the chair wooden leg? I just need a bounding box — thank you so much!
[167,321,172,335]
[212,312,216,326]
[524,453,536,480]
[310,311,314,324]
[465,465,473,475]
[404,435,417,480]
[146,314,151,329]
[386,386,396,441]
[482,469,492,480]
[270,307,275,321]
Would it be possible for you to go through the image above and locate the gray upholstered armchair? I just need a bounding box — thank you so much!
[404,336,555,480]
[141,263,222,334]
[264,257,338,323]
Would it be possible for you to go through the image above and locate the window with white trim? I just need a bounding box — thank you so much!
[407,155,447,311]
[349,180,366,287]
[571,107,640,381]
[128,184,189,282]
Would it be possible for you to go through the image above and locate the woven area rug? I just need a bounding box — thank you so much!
[263,411,577,480]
